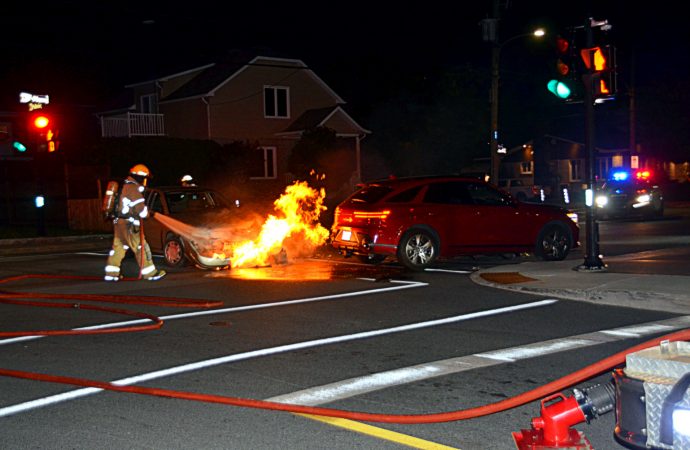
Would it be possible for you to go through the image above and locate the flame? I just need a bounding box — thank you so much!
[227,181,329,268]
[309,168,326,181]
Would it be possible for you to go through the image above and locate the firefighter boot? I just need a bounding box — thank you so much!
[146,269,167,281]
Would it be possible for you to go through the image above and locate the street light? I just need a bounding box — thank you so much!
[489,28,545,184]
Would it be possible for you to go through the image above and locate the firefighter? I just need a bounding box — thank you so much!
[104,164,166,281]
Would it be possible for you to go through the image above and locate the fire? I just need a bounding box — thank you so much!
[227,181,329,268]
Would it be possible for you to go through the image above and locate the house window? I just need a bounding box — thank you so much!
[249,147,277,179]
[598,158,611,180]
[264,86,289,118]
[570,159,582,181]
[519,161,534,175]
[140,94,158,114]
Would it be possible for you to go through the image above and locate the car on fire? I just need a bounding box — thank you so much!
[143,185,243,270]
[594,170,664,220]
[330,175,580,270]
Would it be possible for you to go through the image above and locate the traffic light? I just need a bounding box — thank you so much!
[46,128,59,152]
[547,35,581,102]
[29,113,59,152]
[0,122,28,155]
[13,141,27,152]
[580,45,616,102]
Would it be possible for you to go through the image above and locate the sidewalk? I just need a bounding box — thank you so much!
[0,234,112,257]
[470,251,690,314]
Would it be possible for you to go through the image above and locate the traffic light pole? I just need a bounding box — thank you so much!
[577,18,606,272]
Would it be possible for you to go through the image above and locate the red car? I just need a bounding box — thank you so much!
[330,176,580,270]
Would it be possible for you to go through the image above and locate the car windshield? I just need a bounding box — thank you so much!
[602,179,649,191]
[165,190,226,214]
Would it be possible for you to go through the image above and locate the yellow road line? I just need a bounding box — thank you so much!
[297,413,460,449]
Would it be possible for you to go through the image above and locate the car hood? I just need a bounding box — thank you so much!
[165,208,236,227]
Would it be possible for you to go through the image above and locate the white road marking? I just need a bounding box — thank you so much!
[424,268,473,274]
[268,315,690,406]
[0,299,557,417]
[600,323,674,337]
[0,279,428,346]
[476,339,594,362]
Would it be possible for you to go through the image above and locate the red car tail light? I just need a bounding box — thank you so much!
[353,210,391,220]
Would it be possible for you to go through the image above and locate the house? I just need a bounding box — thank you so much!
[97,53,371,193]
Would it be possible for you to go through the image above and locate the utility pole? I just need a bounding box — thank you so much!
[629,52,637,156]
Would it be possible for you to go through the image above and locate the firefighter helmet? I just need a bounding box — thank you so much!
[130,164,151,178]
[180,174,195,186]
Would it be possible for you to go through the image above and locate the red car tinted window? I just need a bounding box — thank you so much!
[387,185,424,203]
[466,183,512,206]
[350,185,394,203]
[423,181,472,205]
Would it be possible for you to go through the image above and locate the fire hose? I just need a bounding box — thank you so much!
[0,274,222,337]
[1,270,689,425]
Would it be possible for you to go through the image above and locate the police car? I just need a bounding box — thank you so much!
[594,170,664,220]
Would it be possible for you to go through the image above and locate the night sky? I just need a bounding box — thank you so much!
[1,1,688,164]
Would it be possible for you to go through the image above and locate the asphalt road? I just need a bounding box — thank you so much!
[1,236,686,450]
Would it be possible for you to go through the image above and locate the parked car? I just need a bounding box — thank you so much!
[143,185,243,270]
[497,178,537,202]
[330,175,580,270]
[594,170,664,220]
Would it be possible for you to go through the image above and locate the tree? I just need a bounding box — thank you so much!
[363,62,488,176]
[288,126,338,180]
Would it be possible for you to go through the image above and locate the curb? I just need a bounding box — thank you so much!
[0,234,112,257]
[469,271,690,315]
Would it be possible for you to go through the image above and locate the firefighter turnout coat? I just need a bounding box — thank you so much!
[104,176,159,280]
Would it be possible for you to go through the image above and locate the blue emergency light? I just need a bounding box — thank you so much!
[611,171,629,181]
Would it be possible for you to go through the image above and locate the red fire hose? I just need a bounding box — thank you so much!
[1,269,688,424]
[0,274,222,337]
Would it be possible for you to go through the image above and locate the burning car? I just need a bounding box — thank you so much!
[143,181,329,271]
[144,185,244,270]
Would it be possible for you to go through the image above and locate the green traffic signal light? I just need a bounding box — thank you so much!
[547,79,572,99]
[13,141,27,152]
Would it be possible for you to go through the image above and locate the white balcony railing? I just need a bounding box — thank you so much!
[100,113,165,137]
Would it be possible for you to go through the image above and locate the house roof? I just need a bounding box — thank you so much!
[160,60,248,102]
[159,55,345,104]
[276,105,371,137]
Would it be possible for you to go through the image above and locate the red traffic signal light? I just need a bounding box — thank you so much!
[554,36,572,77]
[32,115,50,130]
[556,36,569,54]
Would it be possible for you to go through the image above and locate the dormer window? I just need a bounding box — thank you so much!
[264,86,289,118]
